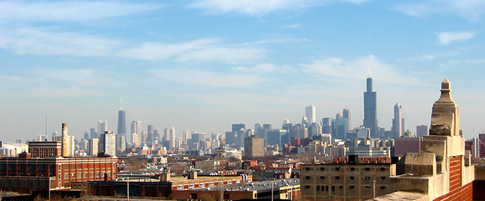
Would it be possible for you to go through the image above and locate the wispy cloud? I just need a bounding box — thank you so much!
[150,69,266,87]
[437,31,477,45]
[232,63,294,73]
[395,0,485,22]
[119,39,265,64]
[281,23,301,29]
[189,0,369,16]
[0,28,120,56]
[0,1,161,22]
[302,55,424,85]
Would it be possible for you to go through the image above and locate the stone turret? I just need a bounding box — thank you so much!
[429,78,460,136]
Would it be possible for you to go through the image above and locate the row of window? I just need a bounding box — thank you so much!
[304,185,387,191]
[304,176,387,181]
[304,166,387,172]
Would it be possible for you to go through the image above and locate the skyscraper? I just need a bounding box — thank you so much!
[98,120,108,136]
[99,131,116,156]
[416,125,428,137]
[392,103,403,139]
[305,105,316,123]
[244,135,264,158]
[363,77,378,138]
[342,108,351,131]
[130,120,141,144]
[117,109,126,136]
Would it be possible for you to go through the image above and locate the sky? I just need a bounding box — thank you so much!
[1,0,485,142]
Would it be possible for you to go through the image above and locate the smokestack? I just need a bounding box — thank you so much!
[62,123,68,137]
[62,123,70,157]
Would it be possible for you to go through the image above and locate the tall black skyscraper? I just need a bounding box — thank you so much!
[363,77,378,138]
[117,109,126,136]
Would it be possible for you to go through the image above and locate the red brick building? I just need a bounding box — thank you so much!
[0,154,118,194]
[28,141,62,158]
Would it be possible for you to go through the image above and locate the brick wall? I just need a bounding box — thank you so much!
[449,156,462,191]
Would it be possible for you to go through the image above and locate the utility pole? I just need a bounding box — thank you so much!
[127,180,130,201]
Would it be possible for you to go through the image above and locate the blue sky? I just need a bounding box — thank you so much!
[1,0,485,142]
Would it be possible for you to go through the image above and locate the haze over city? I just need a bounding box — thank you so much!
[1,0,485,142]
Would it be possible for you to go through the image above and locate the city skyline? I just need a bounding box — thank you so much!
[1,1,485,142]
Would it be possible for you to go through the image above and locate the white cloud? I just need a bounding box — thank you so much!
[120,39,265,64]
[150,69,266,87]
[281,23,301,29]
[189,0,369,16]
[302,55,424,85]
[0,28,120,56]
[437,31,477,45]
[0,1,160,22]
[395,0,485,22]
[232,63,294,73]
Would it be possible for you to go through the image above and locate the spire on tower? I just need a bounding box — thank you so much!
[120,98,123,110]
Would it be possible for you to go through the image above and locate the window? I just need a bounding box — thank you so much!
[305,176,311,180]
[320,176,325,180]
[304,185,311,189]
[380,167,386,171]
[350,167,355,171]
[331,186,335,191]
[320,167,325,171]
[305,167,310,171]
[365,176,371,180]
[349,186,355,190]
[339,186,343,189]
[380,186,386,190]
[365,186,371,189]
[335,167,340,171]
[365,167,371,171]
[380,177,386,180]
[335,176,340,180]
[349,176,355,180]
[317,186,321,191]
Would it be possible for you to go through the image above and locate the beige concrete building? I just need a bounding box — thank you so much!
[300,156,396,201]
[244,135,264,158]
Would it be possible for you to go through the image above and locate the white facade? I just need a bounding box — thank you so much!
[305,105,316,123]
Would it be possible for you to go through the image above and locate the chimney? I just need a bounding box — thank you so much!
[61,123,70,157]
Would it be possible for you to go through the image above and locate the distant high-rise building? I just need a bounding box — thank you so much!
[306,105,316,123]
[244,135,264,158]
[322,118,332,134]
[131,133,140,147]
[479,133,485,158]
[147,125,155,145]
[183,130,190,145]
[363,77,378,138]
[342,109,351,131]
[117,109,126,136]
[99,131,116,156]
[392,103,403,139]
[191,133,205,143]
[140,131,147,144]
[267,129,287,148]
[163,127,175,150]
[334,113,348,139]
[309,122,322,137]
[416,125,428,137]
[98,120,108,137]
[88,138,99,156]
[291,124,308,140]
[84,131,90,140]
[232,124,245,132]
[130,121,141,144]
[89,128,97,139]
